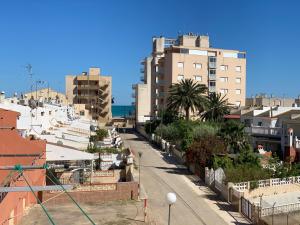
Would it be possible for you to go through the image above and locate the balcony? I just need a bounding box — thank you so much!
[156,92,165,98]
[140,76,145,82]
[209,86,216,92]
[140,68,145,73]
[209,74,216,80]
[208,56,217,68]
[157,80,167,85]
[245,126,282,137]
[132,93,136,98]
[132,84,137,89]
[77,85,99,90]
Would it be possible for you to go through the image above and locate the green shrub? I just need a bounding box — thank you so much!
[213,155,233,170]
[224,165,273,184]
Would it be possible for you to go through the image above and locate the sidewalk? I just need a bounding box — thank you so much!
[125,131,250,225]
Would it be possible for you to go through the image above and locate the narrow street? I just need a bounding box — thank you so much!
[121,130,243,225]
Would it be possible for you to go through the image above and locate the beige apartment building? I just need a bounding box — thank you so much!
[23,88,68,105]
[246,94,298,107]
[66,67,112,123]
[133,33,246,122]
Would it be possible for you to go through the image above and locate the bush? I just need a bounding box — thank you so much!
[145,120,161,134]
[224,165,273,184]
[186,135,227,167]
[213,155,233,170]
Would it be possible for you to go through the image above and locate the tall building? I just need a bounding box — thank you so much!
[66,67,112,123]
[133,33,246,122]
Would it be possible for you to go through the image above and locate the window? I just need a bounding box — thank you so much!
[177,74,184,81]
[194,75,202,81]
[209,57,216,63]
[80,110,85,116]
[209,69,216,75]
[235,66,241,72]
[236,78,241,83]
[177,62,184,68]
[209,81,216,87]
[193,63,202,69]
[235,101,241,107]
[220,65,228,71]
[236,89,241,95]
[220,89,228,94]
[258,122,263,127]
[220,77,228,82]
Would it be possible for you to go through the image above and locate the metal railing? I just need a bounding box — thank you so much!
[245,126,282,137]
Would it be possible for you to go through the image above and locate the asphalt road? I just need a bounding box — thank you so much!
[121,130,228,225]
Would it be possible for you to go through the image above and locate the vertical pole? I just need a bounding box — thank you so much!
[287,212,289,225]
[138,152,142,199]
[168,204,171,225]
[139,159,141,199]
[144,198,147,222]
[47,82,50,102]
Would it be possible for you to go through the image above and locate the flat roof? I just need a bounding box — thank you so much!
[46,143,94,161]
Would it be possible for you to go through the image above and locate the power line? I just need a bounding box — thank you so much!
[18,170,56,225]
[46,170,96,225]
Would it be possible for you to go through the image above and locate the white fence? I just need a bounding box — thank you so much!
[233,176,300,192]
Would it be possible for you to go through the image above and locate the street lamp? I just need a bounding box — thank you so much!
[138,152,143,199]
[166,192,177,225]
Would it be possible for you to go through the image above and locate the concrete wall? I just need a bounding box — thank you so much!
[42,182,138,205]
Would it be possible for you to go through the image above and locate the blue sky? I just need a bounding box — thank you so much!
[0,0,300,104]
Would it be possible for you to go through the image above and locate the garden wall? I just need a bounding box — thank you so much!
[42,181,138,205]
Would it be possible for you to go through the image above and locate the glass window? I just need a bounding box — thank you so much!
[194,63,202,69]
[209,69,216,75]
[220,77,228,82]
[177,62,184,68]
[235,66,241,72]
[209,57,216,62]
[220,89,228,94]
[209,81,216,87]
[220,65,228,71]
[236,78,241,83]
[177,74,184,81]
[236,89,241,95]
[194,75,202,81]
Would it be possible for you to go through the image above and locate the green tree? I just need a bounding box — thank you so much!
[201,92,230,122]
[235,144,260,167]
[219,120,249,153]
[167,79,207,120]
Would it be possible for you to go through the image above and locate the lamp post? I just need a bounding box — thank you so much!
[166,192,177,225]
[138,152,143,199]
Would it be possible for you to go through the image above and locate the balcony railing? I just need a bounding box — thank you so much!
[209,74,216,80]
[140,76,145,82]
[77,85,99,90]
[132,84,137,89]
[131,93,136,98]
[245,126,282,137]
[209,86,216,92]
[140,68,145,73]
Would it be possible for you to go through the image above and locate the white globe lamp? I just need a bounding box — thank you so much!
[166,192,176,225]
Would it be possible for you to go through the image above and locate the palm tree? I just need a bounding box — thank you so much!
[201,92,230,122]
[219,120,249,153]
[167,79,207,120]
